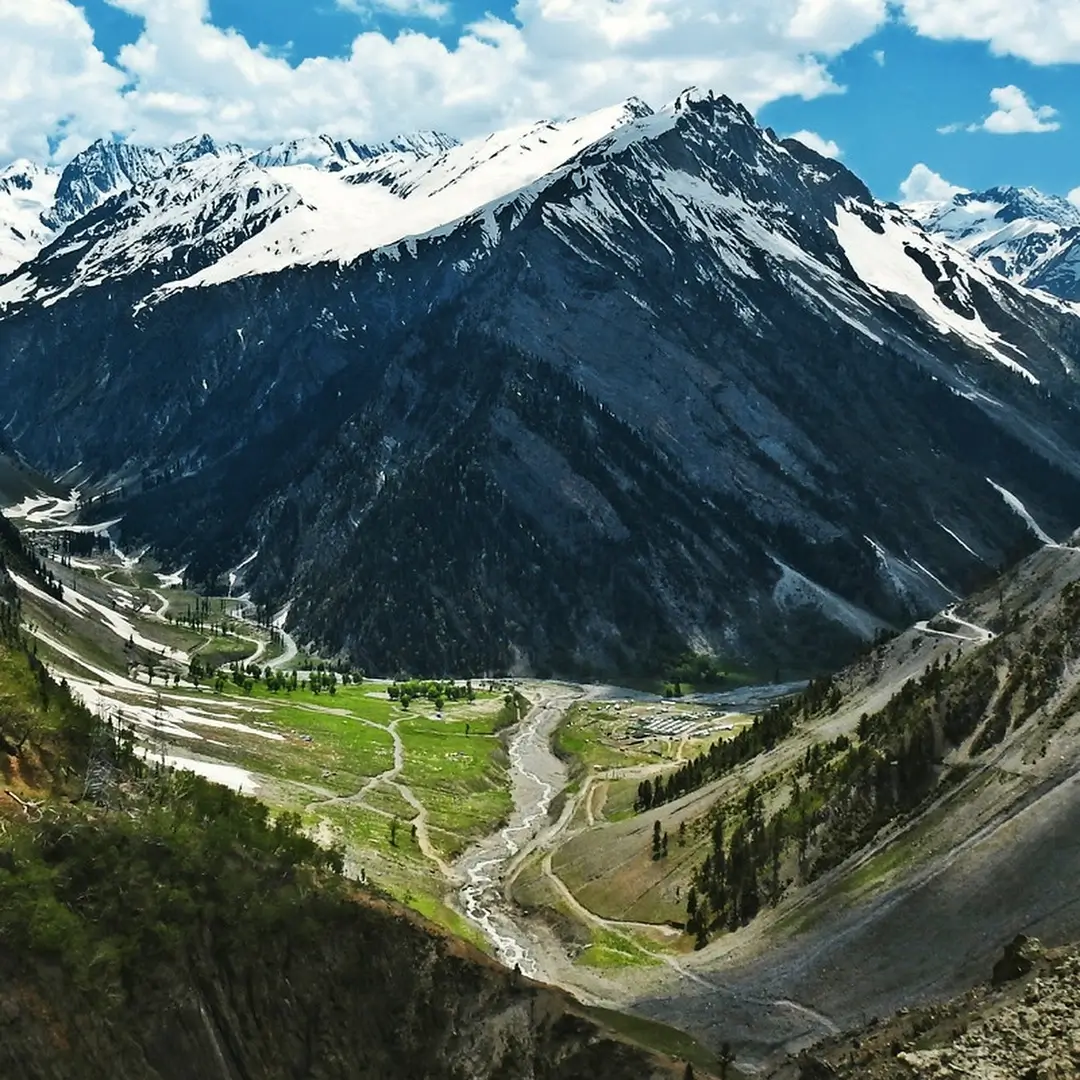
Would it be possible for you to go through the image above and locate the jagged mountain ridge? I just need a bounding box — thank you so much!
[0,105,645,310]
[41,134,248,232]
[1,89,1080,676]
[0,128,463,291]
[250,130,460,170]
[912,185,1080,302]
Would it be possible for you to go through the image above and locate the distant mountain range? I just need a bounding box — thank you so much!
[910,185,1080,301]
[1,89,1079,677]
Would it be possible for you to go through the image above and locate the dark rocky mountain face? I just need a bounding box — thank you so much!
[42,134,239,231]
[0,869,681,1080]
[1031,238,1080,301]
[2,92,1080,678]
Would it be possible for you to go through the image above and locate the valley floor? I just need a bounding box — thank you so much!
[10,497,1080,1078]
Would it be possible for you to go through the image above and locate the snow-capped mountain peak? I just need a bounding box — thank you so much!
[42,134,245,233]
[0,153,302,308]
[913,184,1080,301]
[143,99,658,300]
[173,133,245,165]
[0,159,57,190]
[978,186,1080,228]
[43,139,176,231]
[2,91,1079,329]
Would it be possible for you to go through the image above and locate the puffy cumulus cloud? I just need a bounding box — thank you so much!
[0,0,127,161]
[872,48,886,65]
[899,163,969,203]
[900,0,1080,64]
[939,85,1061,135]
[0,0,899,165]
[979,85,1060,133]
[1069,186,1080,208]
[787,129,842,157]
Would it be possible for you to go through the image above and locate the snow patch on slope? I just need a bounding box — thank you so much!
[0,162,58,276]
[863,536,954,607]
[911,186,1080,302]
[987,479,1056,545]
[250,131,457,170]
[937,521,984,561]
[832,204,1039,382]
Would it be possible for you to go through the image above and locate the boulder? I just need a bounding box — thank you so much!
[992,935,1043,986]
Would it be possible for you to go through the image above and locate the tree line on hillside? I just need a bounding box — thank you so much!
[186,656,363,697]
[0,529,98,766]
[682,592,1080,946]
[634,675,840,813]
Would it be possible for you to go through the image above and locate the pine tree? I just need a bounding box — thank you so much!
[694,920,708,950]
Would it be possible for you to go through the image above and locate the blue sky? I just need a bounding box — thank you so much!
[759,25,1079,201]
[4,1,1078,204]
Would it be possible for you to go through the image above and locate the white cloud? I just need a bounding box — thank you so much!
[1,0,1073,170]
[980,85,1060,133]
[0,0,127,161]
[1069,187,1080,209]
[900,0,1080,65]
[872,48,886,65]
[0,0,897,166]
[899,163,969,203]
[939,85,1061,136]
[337,0,452,21]
[787,129,843,158]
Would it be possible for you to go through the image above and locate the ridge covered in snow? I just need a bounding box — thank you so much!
[249,131,459,170]
[0,127,460,291]
[0,161,59,276]
[0,90,1077,379]
[151,98,657,298]
[7,155,303,309]
[911,185,1080,302]
[42,135,244,232]
[0,105,652,304]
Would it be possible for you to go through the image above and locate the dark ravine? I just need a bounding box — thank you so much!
[3,93,1080,678]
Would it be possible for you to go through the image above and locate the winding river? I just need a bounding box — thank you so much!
[454,689,574,975]
[453,679,799,975]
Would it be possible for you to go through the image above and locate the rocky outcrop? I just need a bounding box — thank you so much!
[992,934,1043,986]
[768,942,1080,1080]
